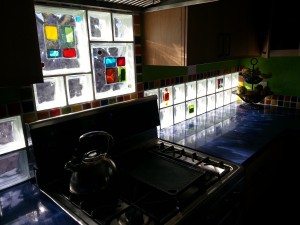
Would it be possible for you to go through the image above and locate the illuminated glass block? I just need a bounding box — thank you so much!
[47,49,61,58]
[105,57,117,68]
[45,25,58,40]
[117,57,126,66]
[106,68,118,84]
[62,48,76,58]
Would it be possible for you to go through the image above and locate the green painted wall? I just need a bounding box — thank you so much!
[142,56,300,97]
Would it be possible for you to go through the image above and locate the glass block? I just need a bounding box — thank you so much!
[159,86,173,108]
[197,96,207,115]
[231,87,239,103]
[223,89,232,105]
[35,5,90,76]
[160,107,174,129]
[144,89,159,107]
[186,99,196,120]
[207,77,216,95]
[231,72,239,87]
[0,116,25,155]
[112,13,134,41]
[0,150,30,191]
[207,94,216,111]
[91,43,135,100]
[197,79,207,98]
[88,11,112,41]
[33,77,67,111]
[215,75,224,92]
[173,84,185,104]
[224,73,232,90]
[185,81,197,101]
[66,74,93,105]
[216,91,224,108]
[174,103,185,124]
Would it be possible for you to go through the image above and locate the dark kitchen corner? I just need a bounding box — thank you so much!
[1,0,300,225]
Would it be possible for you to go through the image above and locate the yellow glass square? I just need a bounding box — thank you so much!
[45,25,58,40]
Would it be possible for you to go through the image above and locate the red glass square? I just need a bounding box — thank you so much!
[117,57,126,66]
[62,48,77,58]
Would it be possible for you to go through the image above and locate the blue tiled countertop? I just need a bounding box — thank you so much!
[159,102,300,166]
[0,181,79,225]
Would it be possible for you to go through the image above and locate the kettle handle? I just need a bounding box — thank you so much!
[79,131,114,153]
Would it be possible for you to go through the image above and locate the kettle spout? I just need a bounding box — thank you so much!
[64,158,81,172]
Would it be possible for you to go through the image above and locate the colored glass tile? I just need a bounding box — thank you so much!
[44,25,58,40]
[106,68,118,84]
[37,111,49,120]
[50,109,61,117]
[60,26,75,48]
[47,49,61,58]
[117,57,126,66]
[105,57,117,68]
[62,48,76,58]
[119,67,126,82]
[22,113,37,123]
[61,106,72,114]
[91,100,100,108]
[82,103,91,110]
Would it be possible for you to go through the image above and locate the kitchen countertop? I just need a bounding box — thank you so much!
[0,180,79,225]
[159,101,300,166]
[1,102,299,225]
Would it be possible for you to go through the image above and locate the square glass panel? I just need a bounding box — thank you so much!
[207,94,216,112]
[215,75,224,92]
[174,103,186,124]
[66,74,93,105]
[197,97,207,115]
[231,87,238,103]
[144,89,159,106]
[159,86,173,108]
[216,91,224,108]
[223,89,232,105]
[197,79,207,98]
[91,43,135,100]
[0,116,25,155]
[160,107,174,129]
[88,11,112,41]
[173,84,185,104]
[33,77,67,111]
[35,5,90,76]
[231,72,239,87]
[0,150,30,191]
[185,81,197,101]
[207,77,216,95]
[186,99,196,120]
[224,73,232,90]
[112,13,133,41]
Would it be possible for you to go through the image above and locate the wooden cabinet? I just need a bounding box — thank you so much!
[2,1,43,87]
[187,0,262,65]
[262,0,299,57]
[143,7,187,66]
[142,0,263,66]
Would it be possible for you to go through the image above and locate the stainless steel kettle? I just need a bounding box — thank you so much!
[64,131,117,195]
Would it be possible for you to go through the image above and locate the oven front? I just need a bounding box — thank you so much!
[26,95,244,225]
